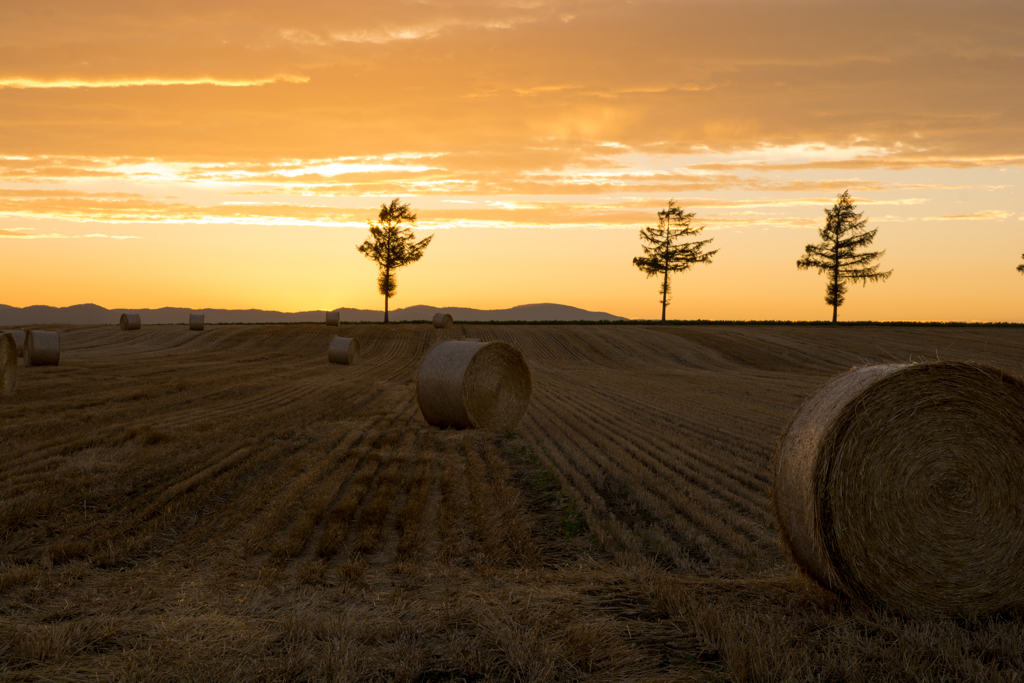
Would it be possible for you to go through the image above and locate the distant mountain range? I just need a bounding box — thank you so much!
[0,303,627,325]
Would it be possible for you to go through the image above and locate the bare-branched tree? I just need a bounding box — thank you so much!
[357,198,433,323]
[633,200,718,322]
[797,190,892,323]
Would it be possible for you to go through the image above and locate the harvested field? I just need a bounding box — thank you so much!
[2,323,1024,681]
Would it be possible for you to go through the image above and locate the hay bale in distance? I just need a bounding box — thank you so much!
[416,340,532,431]
[25,330,60,366]
[432,312,453,329]
[772,361,1024,617]
[120,313,141,331]
[326,310,340,326]
[328,337,360,365]
[189,314,204,331]
[1,330,25,357]
[0,333,16,396]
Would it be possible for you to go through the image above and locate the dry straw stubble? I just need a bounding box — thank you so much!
[1,330,25,357]
[326,310,340,326]
[189,314,204,331]
[120,313,141,331]
[432,312,453,329]
[416,340,532,431]
[328,337,360,365]
[0,333,16,395]
[773,361,1024,617]
[25,330,60,366]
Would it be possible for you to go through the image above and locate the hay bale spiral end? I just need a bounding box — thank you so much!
[416,340,532,431]
[772,361,1024,617]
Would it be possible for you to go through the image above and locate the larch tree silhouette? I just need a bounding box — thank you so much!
[633,200,718,322]
[357,198,433,323]
[1018,254,1024,275]
[797,190,892,323]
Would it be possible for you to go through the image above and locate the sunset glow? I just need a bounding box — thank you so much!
[2,0,1022,321]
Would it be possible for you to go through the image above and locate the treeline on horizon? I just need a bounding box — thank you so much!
[358,193,1024,326]
[135,320,1024,327]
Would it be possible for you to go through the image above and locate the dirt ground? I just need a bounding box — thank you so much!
[2,323,1023,681]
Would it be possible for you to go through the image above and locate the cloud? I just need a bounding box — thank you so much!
[0,227,139,239]
[922,210,1015,221]
[0,0,1021,170]
[0,76,308,89]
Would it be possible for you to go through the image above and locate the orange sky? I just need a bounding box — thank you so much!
[1,0,1022,321]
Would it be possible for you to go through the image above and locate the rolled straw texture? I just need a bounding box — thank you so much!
[326,310,340,326]
[25,330,60,366]
[120,313,141,331]
[416,340,532,431]
[432,312,453,329]
[773,361,1024,617]
[0,333,16,396]
[327,337,360,365]
[1,330,25,357]
[189,314,204,331]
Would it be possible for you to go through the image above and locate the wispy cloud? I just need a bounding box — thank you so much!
[0,227,140,239]
[922,210,1015,221]
[0,76,308,89]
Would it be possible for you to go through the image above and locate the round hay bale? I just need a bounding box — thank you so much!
[328,337,360,365]
[25,330,60,366]
[189,313,204,331]
[772,361,1024,617]
[416,340,532,431]
[0,333,16,396]
[1,330,25,357]
[432,312,453,329]
[326,310,340,326]
[119,313,141,331]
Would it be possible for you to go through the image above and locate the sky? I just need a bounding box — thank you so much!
[1,0,1022,321]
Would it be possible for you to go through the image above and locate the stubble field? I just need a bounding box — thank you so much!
[2,322,1024,681]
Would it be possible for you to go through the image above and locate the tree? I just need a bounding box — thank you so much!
[633,200,718,322]
[356,198,433,323]
[797,190,892,323]
[1018,254,1024,275]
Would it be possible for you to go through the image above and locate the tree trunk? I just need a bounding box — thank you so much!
[832,236,840,324]
[384,293,389,324]
[661,268,669,323]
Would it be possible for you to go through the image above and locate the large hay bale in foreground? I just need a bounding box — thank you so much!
[328,337,360,365]
[25,330,60,366]
[0,333,16,396]
[773,362,1024,617]
[326,310,340,326]
[189,314,204,331]
[417,340,531,431]
[120,313,141,331]
[432,312,453,329]
[1,330,25,357]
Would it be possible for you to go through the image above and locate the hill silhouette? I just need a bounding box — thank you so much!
[0,303,626,325]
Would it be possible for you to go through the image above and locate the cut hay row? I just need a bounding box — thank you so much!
[773,361,1024,617]
[532,382,775,555]
[2,323,1024,680]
